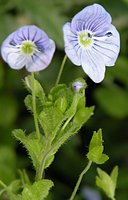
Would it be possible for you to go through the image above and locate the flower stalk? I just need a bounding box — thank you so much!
[69,160,92,200]
[55,55,67,85]
[31,72,40,139]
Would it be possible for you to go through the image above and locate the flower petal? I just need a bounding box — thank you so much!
[93,25,120,66]
[71,4,112,33]
[1,36,26,70]
[81,49,105,83]
[7,51,27,70]
[63,22,81,66]
[26,39,55,72]
[1,32,15,61]
[16,25,49,43]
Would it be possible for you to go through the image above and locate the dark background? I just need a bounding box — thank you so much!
[0,0,128,199]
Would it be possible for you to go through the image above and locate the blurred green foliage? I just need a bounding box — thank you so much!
[0,0,128,199]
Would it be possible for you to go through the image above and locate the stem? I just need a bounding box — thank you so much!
[55,55,67,85]
[0,180,7,189]
[69,160,92,200]
[31,72,40,139]
[35,136,51,180]
[61,115,73,131]
[36,154,47,181]
[35,55,68,179]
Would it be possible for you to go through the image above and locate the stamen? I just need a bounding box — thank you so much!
[20,40,37,55]
[78,32,93,48]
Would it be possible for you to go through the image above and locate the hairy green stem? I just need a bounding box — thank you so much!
[35,137,52,180]
[35,55,68,179]
[31,73,40,139]
[55,55,67,85]
[69,160,92,200]
[36,154,47,181]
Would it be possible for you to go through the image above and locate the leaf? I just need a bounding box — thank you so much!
[73,106,94,125]
[54,96,67,113]
[87,129,109,164]
[0,179,22,200]
[22,179,53,200]
[18,169,31,185]
[25,75,45,103]
[89,129,102,151]
[87,146,108,164]
[44,155,55,169]
[13,129,46,171]
[49,84,67,101]
[96,167,119,199]
[111,166,119,187]
[24,94,42,114]
[24,95,33,112]
[47,117,92,163]
[39,105,64,139]
[49,84,73,111]
[8,180,22,194]
[65,93,82,118]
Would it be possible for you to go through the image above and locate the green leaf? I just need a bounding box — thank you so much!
[65,93,82,118]
[13,129,46,171]
[49,84,67,102]
[97,154,109,164]
[25,75,45,103]
[96,167,119,199]
[54,96,67,113]
[111,166,119,187]
[7,180,22,194]
[22,179,53,200]
[0,179,22,200]
[87,129,109,164]
[73,106,94,125]
[87,146,108,164]
[48,120,90,161]
[39,105,64,138]
[24,94,42,114]
[44,155,55,169]
[49,84,74,112]
[18,169,31,185]
[89,129,102,150]
[24,95,33,112]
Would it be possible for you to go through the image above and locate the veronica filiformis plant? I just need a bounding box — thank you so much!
[63,4,120,83]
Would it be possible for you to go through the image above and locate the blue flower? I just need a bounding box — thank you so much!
[1,25,55,72]
[63,4,120,83]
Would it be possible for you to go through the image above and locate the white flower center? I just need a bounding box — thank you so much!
[78,31,93,48]
[20,40,38,55]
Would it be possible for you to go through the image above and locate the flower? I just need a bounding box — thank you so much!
[1,25,55,72]
[63,4,120,83]
[72,78,87,92]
